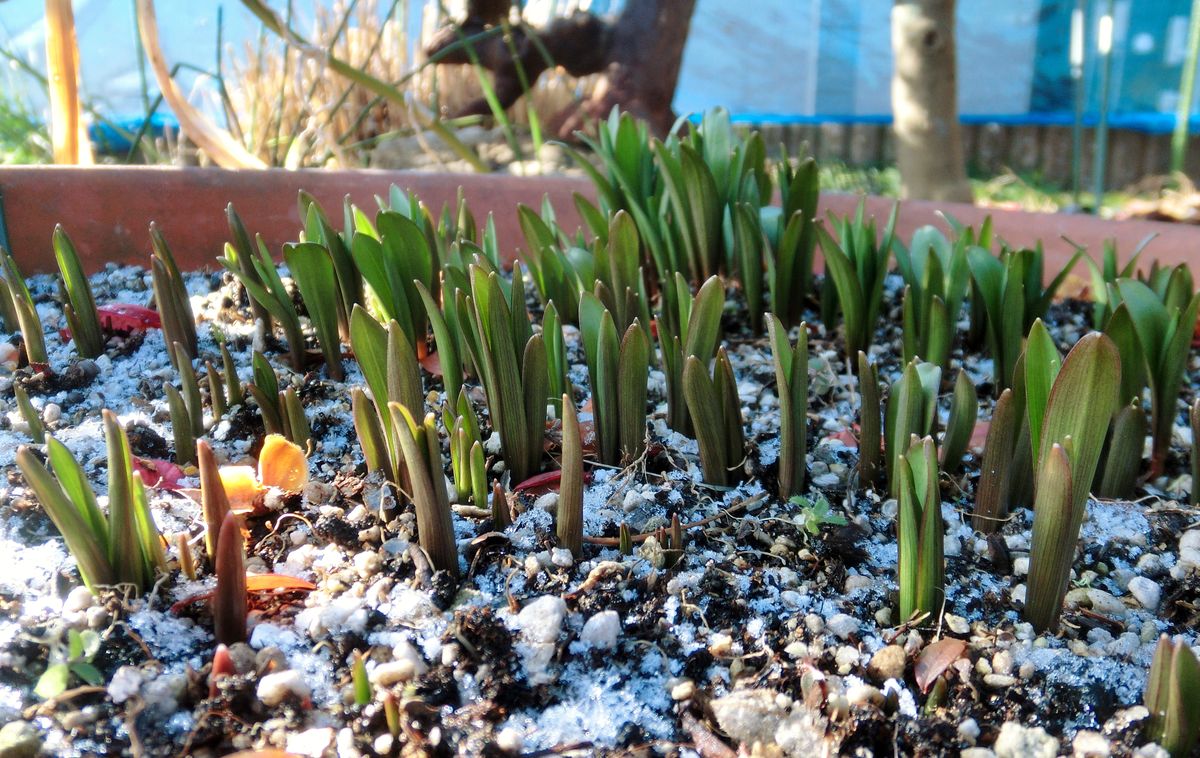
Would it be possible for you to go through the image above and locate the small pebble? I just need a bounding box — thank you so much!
[0,720,40,758]
[991,650,1013,676]
[670,679,695,701]
[844,575,872,593]
[41,403,61,424]
[579,611,620,650]
[994,721,1059,758]
[550,548,574,568]
[944,614,970,635]
[257,669,311,707]
[107,666,143,704]
[826,613,859,640]
[1127,576,1161,611]
[496,727,524,753]
[1071,729,1111,757]
[846,683,883,707]
[708,633,733,657]
[958,718,980,745]
[804,613,824,635]
[63,586,95,613]
[372,660,417,686]
[867,645,906,682]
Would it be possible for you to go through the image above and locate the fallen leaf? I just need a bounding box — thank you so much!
[969,421,990,452]
[245,575,316,592]
[170,574,316,613]
[824,428,859,448]
[915,637,967,694]
[419,350,442,376]
[513,467,593,495]
[97,303,161,333]
[132,457,186,490]
[514,469,562,494]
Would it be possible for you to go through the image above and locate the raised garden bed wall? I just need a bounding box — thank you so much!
[0,166,1197,282]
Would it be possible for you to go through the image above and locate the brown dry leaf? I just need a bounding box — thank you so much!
[258,434,309,491]
[915,637,967,694]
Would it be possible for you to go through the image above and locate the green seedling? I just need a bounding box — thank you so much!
[579,293,650,466]
[1025,333,1120,632]
[897,436,944,624]
[683,348,745,487]
[52,226,103,359]
[766,314,808,498]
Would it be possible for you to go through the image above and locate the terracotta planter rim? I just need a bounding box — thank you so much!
[0,166,1196,288]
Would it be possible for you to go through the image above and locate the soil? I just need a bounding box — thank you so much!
[0,257,1194,757]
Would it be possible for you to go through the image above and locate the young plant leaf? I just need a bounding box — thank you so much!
[557,395,584,556]
[284,242,344,381]
[213,511,248,645]
[767,314,808,498]
[53,226,104,359]
[389,404,458,577]
[940,369,978,475]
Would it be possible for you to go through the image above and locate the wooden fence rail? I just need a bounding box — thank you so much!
[743,123,1200,192]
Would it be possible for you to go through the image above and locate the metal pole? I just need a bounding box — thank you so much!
[1091,0,1115,213]
[1070,0,1086,208]
[1171,0,1200,174]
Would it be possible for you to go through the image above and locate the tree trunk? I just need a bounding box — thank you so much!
[426,0,696,138]
[891,0,972,202]
[574,0,697,137]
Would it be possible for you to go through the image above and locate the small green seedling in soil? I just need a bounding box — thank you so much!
[35,628,103,700]
[790,495,847,536]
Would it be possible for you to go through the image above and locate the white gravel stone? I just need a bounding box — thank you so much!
[825,613,859,640]
[257,669,311,707]
[804,613,824,635]
[994,721,1059,758]
[1071,729,1111,757]
[1179,530,1200,568]
[844,575,872,593]
[1127,576,1161,611]
[533,492,559,512]
[63,586,95,613]
[945,614,970,634]
[992,650,1013,676]
[550,548,574,568]
[107,665,143,704]
[484,431,503,454]
[670,679,696,701]
[496,727,524,753]
[516,596,568,644]
[1136,553,1164,576]
[580,610,621,650]
[513,595,568,685]
[835,645,860,673]
[958,718,980,744]
[372,660,417,686]
[286,727,335,757]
